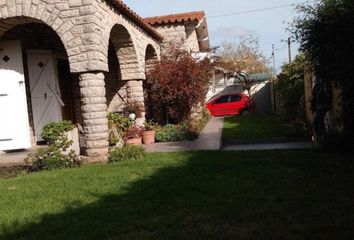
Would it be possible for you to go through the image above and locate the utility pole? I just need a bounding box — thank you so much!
[288,37,292,64]
[271,44,277,113]
[272,44,276,75]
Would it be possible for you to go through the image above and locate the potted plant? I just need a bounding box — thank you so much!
[125,125,143,146]
[123,101,144,119]
[142,120,158,145]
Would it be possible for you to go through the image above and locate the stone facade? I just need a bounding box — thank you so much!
[144,11,210,53]
[152,22,200,53]
[0,0,161,163]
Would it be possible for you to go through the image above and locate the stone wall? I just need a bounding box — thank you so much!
[151,22,201,53]
[0,0,161,162]
[0,0,161,74]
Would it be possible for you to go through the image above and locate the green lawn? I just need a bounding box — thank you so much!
[223,114,294,141]
[1,151,354,239]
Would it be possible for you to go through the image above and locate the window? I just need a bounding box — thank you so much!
[214,95,230,104]
[230,95,242,102]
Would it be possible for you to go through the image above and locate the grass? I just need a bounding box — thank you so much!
[223,114,294,141]
[0,150,354,239]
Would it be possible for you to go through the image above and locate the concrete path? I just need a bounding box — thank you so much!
[144,117,224,152]
[0,149,31,167]
[223,141,312,151]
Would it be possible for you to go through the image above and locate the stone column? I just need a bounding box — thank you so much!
[126,79,146,126]
[79,72,109,163]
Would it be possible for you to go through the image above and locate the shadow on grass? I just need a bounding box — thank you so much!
[1,151,354,240]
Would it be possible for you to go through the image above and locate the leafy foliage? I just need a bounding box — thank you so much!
[143,120,159,131]
[26,146,79,172]
[108,145,145,163]
[26,121,79,172]
[122,100,144,118]
[146,46,212,124]
[41,120,74,150]
[125,125,143,140]
[216,37,270,98]
[155,109,210,142]
[276,54,307,122]
[155,124,195,142]
[217,37,269,75]
[294,0,354,145]
[108,113,133,147]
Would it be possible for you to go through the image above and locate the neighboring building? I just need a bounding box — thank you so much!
[144,11,210,54]
[0,0,162,163]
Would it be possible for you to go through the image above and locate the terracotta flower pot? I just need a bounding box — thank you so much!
[142,130,155,145]
[125,137,142,146]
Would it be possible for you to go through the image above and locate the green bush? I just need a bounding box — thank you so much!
[155,110,210,142]
[155,124,196,142]
[26,146,79,172]
[41,120,74,150]
[26,121,79,172]
[276,54,307,123]
[108,113,133,146]
[108,145,145,163]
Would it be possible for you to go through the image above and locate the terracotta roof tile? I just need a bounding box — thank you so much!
[106,0,163,41]
[144,11,205,25]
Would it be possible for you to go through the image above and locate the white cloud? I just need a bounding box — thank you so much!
[211,25,255,41]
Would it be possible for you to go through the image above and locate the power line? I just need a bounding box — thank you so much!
[207,1,315,19]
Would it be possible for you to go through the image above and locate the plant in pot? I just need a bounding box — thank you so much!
[142,120,159,145]
[125,124,143,146]
[123,101,144,119]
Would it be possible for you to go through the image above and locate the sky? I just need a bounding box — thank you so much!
[124,0,306,72]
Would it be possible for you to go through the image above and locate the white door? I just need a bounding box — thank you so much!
[0,41,31,151]
[27,51,63,141]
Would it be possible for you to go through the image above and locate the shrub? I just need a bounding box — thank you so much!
[108,113,133,147]
[155,124,196,142]
[25,121,79,172]
[123,100,144,118]
[108,145,145,163]
[41,120,74,150]
[125,125,143,140]
[25,146,80,172]
[146,46,212,124]
[143,120,159,131]
[276,54,307,123]
[294,0,354,148]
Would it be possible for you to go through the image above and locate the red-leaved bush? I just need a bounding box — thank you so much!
[145,47,212,124]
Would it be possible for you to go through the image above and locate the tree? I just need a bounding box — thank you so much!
[294,0,354,148]
[216,36,270,98]
[145,46,212,124]
[276,53,307,122]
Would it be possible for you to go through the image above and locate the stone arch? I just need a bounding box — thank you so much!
[145,44,158,76]
[143,44,158,121]
[0,15,79,72]
[0,19,82,148]
[109,24,144,80]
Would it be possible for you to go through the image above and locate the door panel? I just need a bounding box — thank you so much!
[0,41,31,150]
[27,51,62,141]
[228,95,243,115]
[211,95,230,116]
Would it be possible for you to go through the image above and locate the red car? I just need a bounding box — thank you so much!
[206,93,255,117]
